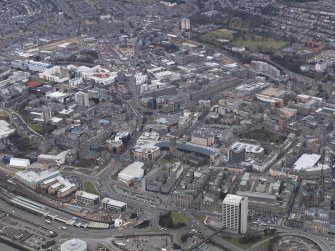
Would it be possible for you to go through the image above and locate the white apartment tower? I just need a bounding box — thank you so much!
[75,91,90,107]
[222,194,248,234]
[181,18,190,31]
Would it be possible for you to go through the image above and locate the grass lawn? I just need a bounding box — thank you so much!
[200,28,288,52]
[29,123,44,134]
[159,156,178,164]
[192,213,207,224]
[83,180,99,195]
[170,211,189,225]
[223,230,271,249]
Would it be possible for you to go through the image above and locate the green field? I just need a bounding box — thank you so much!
[29,123,44,134]
[170,211,189,225]
[83,180,99,195]
[224,230,271,249]
[192,213,207,224]
[200,28,288,52]
[159,211,189,229]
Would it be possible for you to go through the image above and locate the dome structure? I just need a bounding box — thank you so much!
[60,238,87,251]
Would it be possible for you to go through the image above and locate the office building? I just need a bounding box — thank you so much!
[75,91,90,107]
[222,194,248,234]
[228,147,246,163]
[181,18,190,30]
[101,198,127,212]
[75,191,100,205]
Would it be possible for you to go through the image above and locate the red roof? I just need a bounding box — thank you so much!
[26,81,43,88]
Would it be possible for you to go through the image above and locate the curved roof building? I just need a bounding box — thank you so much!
[61,239,87,251]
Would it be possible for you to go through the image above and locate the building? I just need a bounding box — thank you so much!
[293,153,322,171]
[11,60,53,73]
[101,198,127,212]
[315,61,327,72]
[133,132,161,161]
[57,185,77,198]
[0,120,15,139]
[118,162,145,186]
[75,91,90,107]
[38,150,70,165]
[38,66,70,83]
[228,147,246,163]
[9,158,30,169]
[15,169,60,189]
[61,239,87,251]
[181,18,191,30]
[191,132,215,146]
[222,194,248,234]
[31,107,52,123]
[75,191,100,205]
[251,61,280,80]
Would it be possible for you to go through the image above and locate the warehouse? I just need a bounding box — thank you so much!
[118,162,144,186]
[15,169,60,189]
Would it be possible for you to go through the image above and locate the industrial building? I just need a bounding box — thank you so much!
[101,198,127,212]
[9,157,30,169]
[15,169,60,189]
[118,162,145,186]
[222,194,248,234]
[75,191,100,205]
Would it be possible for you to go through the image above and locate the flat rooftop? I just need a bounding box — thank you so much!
[293,153,321,171]
[223,194,243,205]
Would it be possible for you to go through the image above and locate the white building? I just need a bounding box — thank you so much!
[101,198,127,212]
[133,132,161,161]
[181,18,191,30]
[315,61,328,72]
[11,60,53,73]
[69,77,83,86]
[75,91,90,107]
[222,194,248,234]
[38,150,71,165]
[118,162,144,186]
[293,153,322,171]
[15,169,60,189]
[38,66,70,83]
[135,73,147,85]
[69,65,118,85]
[0,120,15,139]
[9,158,30,169]
[61,239,87,251]
[75,191,100,205]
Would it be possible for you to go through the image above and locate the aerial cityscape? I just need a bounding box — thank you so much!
[0,0,335,250]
